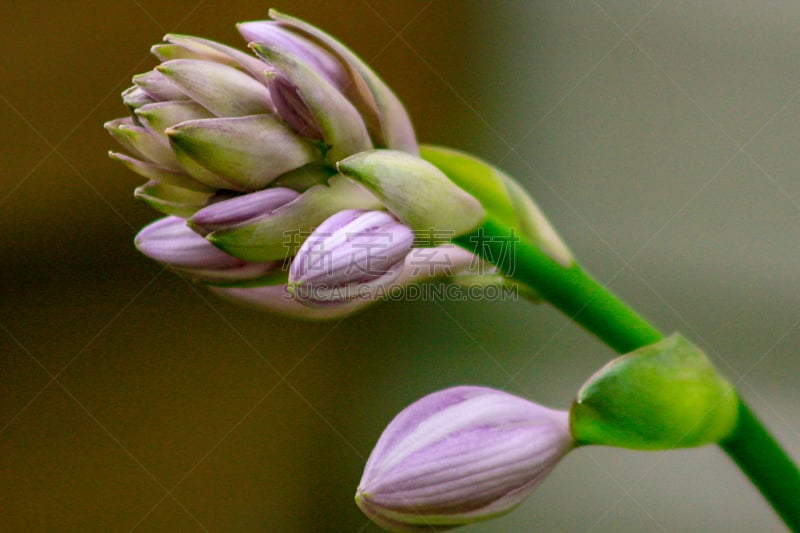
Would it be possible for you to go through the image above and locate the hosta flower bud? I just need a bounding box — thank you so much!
[357,386,573,531]
[337,150,486,236]
[205,175,384,262]
[135,216,279,285]
[189,187,300,234]
[288,209,414,305]
[212,244,481,320]
[250,10,419,154]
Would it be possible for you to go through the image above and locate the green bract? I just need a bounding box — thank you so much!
[336,149,486,236]
[570,334,738,450]
[420,145,573,267]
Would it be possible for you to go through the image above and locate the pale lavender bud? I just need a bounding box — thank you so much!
[288,209,414,305]
[267,73,324,140]
[135,216,276,283]
[237,21,347,90]
[132,70,188,102]
[357,386,573,531]
[121,86,155,114]
[268,9,418,153]
[189,187,300,234]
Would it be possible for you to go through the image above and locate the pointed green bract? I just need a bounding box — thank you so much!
[420,145,516,227]
[208,175,383,262]
[106,119,180,169]
[337,150,485,237]
[135,101,213,142]
[570,334,739,450]
[156,59,272,117]
[421,144,573,267]
[108,151,213,193]
[162,34,270,80]
[166,115,319,190]
[134,180,214,217]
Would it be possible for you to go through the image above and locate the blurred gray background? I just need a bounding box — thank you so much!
[1,1,798,531]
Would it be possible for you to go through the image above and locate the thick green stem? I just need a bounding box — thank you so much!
[455,217,800,531]
[455,218,662,353]
[721,400,800,530]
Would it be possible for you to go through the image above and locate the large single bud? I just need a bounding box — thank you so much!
[357,386,573,531]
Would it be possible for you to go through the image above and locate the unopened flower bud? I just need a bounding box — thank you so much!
[337,150,485,237]
[357,386,573,531]
[288,209,414,306]
[206,175,383,262]
[189,187,300,235]
[571,334,738,450]
[108,11,507,317]
[259,10,418,154]
[135,216,278,284]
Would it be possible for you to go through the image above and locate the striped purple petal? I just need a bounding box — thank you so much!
[357,386,573,530]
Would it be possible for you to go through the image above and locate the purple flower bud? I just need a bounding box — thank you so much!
[189,187,300,234]
[267,73,323,140]
[135,216,277,284]
[237,21,348,90]
[357,386,573,531]
[288,209,414,305]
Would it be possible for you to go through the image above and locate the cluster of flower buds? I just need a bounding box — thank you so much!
[107,10,503,317]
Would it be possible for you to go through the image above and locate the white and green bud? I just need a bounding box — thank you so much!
[337,150,486,237]
[134,181,216,218]
[266,10,418,154]
[251,42,373,162]
[154,59,273,117]
[166,115,318,190]
[570,334,739,450]
[205,175,383,262]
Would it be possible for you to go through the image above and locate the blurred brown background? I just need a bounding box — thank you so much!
[1,1,799,531]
